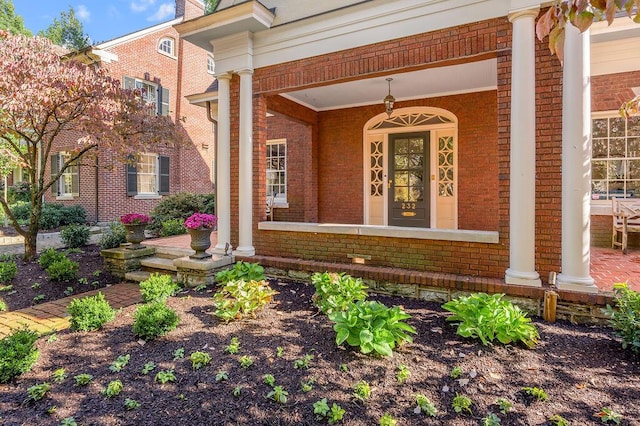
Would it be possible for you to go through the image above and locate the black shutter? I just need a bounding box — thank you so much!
[126,155,138,196]
[158,86,169,116]
[159,156,170,195]
[123,76,135,90]
[50,154,59,195]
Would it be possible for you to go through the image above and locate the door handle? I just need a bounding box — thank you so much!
[388,179,393,189]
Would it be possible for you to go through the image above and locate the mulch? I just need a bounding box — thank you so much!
[0,275,639,425]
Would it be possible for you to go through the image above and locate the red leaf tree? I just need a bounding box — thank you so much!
[0,31,186,260]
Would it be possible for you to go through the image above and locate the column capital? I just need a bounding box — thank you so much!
[215,72,233,81]
[508,8,540,23]
[236,68,254,76]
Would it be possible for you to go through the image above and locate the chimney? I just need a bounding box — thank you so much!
[175,0,205,20]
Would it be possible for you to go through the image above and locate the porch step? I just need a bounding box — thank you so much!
[140,256,178,272]
[153,246,193,259]
[124,270,152,282]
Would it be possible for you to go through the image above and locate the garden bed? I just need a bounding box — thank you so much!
[0,245,120,311]
[1,278,638,425]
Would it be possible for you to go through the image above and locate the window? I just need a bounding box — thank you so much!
[158,37,175,56]
[266,139,286,204]
[207,54,215,74]
[592,115,640,200]
[123,76,169,116]
[50,152,78,197]
[126,153,170,197]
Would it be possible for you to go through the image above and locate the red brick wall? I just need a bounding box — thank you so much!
[592,70,640,112]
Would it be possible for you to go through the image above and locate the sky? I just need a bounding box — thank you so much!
[13,0,178,44]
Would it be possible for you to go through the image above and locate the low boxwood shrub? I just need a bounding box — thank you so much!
[311,272,368,314]
[59,205,86,226]
[133,302,180,341]
[99,221,127,250]
[0,298,6,312]
[212,279,276,322]
[442,293,539,348]
[606,282,640,355]
[0,328,40,383]
[328,300,416,356]
[46,258,79,281]
[67,292,116,331]
[160,218,187,237]
[215,261,266,284]
[38,248,66,269]
[0,260,17,283]
[139,273,180,303]
[60,224,91,248]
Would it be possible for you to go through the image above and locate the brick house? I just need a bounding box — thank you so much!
[43,0,215,223]
[175,0,640,294]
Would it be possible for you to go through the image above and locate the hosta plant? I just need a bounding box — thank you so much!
[26,382,51,402]
[215,261,265,284]
[442,293,539,348]
[311,272,368,314]
[328,300,416,356]
[452,393,473,414]
[266,385,288,404]
[102,380,123,398]
[212,279,277,322]
[415,394,438,416]
[190,351,212,370]
[605,283,640,355]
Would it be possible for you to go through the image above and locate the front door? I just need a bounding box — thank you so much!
[388,132,430,227]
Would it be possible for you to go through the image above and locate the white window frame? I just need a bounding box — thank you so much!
[207,54,215,74]
[266,139,287,207]
[132,78,158,114]
[136,153,159,196]
[158,37,176,58]
[591,111,640,214]
[58,152,78,198]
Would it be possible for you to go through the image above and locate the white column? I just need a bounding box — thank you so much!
[213,73,232,254]
[505,8,541,287]
[556,25,598,293]
[235,69,255,256]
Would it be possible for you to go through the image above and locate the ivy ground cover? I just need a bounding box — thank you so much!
[1,278,639,425]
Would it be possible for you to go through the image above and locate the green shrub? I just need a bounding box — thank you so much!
[606,283,640,355]
[215,261,266,284]
[46,258,79,281]
[0,298,6,311]
[442,293,539,348]
[139,273,180,303]
[0,328,40,383]
[8,181,30,203]
[59,205,86,226]
[60,224,91,248]
[38,248,66,269]
[148,192,215,234]
[160,218,187,237]
[312,272,368,314]
[328,300,416,356]
[212,279,276,322]
[10,201,31,222]
[67,292,115,331]
[39,203,65,229]
[0,260,17,283]
[133,302,180,341]
[99,221,127,250]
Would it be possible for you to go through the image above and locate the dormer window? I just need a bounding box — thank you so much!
[158,37,175,57]
[207,55,215,74]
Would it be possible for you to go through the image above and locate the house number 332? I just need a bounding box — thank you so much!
[402,203,416,210]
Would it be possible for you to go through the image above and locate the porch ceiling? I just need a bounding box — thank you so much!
[280,58,497,112]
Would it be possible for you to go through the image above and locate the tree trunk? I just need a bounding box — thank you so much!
[23,199,43,261]
[23,232,38,261]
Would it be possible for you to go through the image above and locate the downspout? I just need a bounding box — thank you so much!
[95,155,99,223]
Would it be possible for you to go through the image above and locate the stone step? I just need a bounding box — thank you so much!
[152,246,193,259]
[140,256,178,272]
[124,270,152,282]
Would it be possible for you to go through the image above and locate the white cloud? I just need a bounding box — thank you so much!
[76,5,90,22]
[146,2,174,21]
[130,0,156,13]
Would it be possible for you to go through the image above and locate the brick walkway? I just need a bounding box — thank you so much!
[0,283,142,338]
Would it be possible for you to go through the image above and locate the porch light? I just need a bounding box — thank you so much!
[384,77,395,118]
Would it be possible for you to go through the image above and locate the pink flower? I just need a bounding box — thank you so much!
[120,213,152,225]
[184,212,217,230]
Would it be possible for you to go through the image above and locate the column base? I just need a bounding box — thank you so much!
[505,268,542,287]
[556,273,598,293]
[234,246,255,257]
[212,243,233,256]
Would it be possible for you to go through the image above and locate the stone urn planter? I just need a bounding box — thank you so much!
[187,227,213,260]
[184,212,217,260]
[123,224,147,250]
